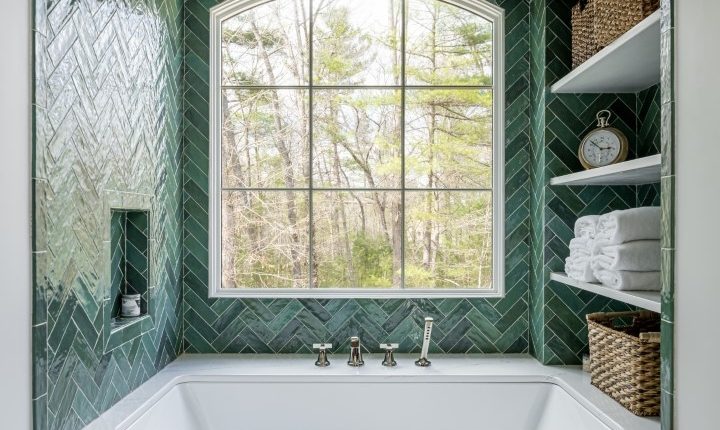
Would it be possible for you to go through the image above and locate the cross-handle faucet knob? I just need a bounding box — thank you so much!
[347,336,364,367]
[380,343,399,367]
[313,343,332,367]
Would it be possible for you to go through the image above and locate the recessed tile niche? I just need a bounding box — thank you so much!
[110,210,149,321]
[103,191,155,352]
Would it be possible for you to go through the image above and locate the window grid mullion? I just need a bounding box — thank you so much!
[220,85,493,90]
[308,0,315,289]
[221,187,492,192]
[399,0,407,289]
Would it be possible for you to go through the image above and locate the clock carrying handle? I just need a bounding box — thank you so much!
[596,110,611,128]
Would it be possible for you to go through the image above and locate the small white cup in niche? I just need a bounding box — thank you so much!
[121,294,142,318]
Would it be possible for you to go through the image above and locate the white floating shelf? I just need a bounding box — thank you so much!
[551,272,660,313]
[551,10,661,94]
[550,154,661,186]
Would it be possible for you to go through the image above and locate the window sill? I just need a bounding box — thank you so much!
[209,288,504,299]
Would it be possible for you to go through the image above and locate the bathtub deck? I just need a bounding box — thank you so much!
[85,354,660,430]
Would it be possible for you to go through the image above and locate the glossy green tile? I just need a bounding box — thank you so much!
[637,85,662,156]
[33,395,47,430]
[660,0,674,33]
[32,251,48,325]
[660,28,675,105]
[661,176,675,249]
[32,324,47,399]
[661,249,675,323]
[659,4,675,428]
[661,100,675,177]
[33,0,184,427]
[661,389,674,430]
[661,319,674,394]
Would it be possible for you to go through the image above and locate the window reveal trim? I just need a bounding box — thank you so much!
[208,0,505,298]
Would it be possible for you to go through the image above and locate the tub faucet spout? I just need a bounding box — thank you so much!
[347,336,364,367]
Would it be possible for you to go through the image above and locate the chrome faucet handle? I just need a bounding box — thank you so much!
[313,343,332,367]
[380,343,399,367]
[347,336,364,367]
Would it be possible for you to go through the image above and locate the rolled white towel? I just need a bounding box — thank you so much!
[595,207,661,245]
[592,240,661,271]
[593,269,660,291]
[569,237,593,258]
[574,215,600,239]
[565,256,598,283]
[567,254,590,265]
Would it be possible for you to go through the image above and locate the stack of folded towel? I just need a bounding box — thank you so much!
[564,215,600,282]
[565,207,661,291]
[592,207,661,291]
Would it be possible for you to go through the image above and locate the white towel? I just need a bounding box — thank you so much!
[595,207,661,245]
[593,269,661,291]
[593,240,661,271]
[569,237,593,257]
[565,236,599,282]
[574,215,600,239]
[565,256,598,283]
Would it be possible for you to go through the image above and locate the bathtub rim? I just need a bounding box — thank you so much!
[84,354,660,430]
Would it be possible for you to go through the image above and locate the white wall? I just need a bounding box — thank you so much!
[0,0,33,428]
[674,0,720,428]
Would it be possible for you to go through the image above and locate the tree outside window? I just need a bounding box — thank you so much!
[212,0,503,294]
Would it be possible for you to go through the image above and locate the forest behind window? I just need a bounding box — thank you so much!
[218,0,498,290]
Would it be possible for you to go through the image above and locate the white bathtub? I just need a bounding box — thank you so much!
[86,355,660,430]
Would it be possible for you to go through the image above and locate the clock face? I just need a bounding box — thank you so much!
[581,129,623,167]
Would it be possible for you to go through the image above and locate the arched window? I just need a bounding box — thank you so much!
[209,0,504,297]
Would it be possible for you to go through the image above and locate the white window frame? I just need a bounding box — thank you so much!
[208,0,505,298]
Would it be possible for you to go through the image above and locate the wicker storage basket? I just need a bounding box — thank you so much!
[587,311,661,416]
[571,1,596,68]
[571,0,660,69]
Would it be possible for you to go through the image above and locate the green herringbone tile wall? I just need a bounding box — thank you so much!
[638,84,662,207]
[181,0,660,361]
[32,0,184,428]
[529,0,662,364]
[638,85,662,156]
[528,0,547,361]
[182,0,533,354]
[659,0,675,427]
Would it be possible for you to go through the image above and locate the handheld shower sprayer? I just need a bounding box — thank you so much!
[415,317,433,367]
